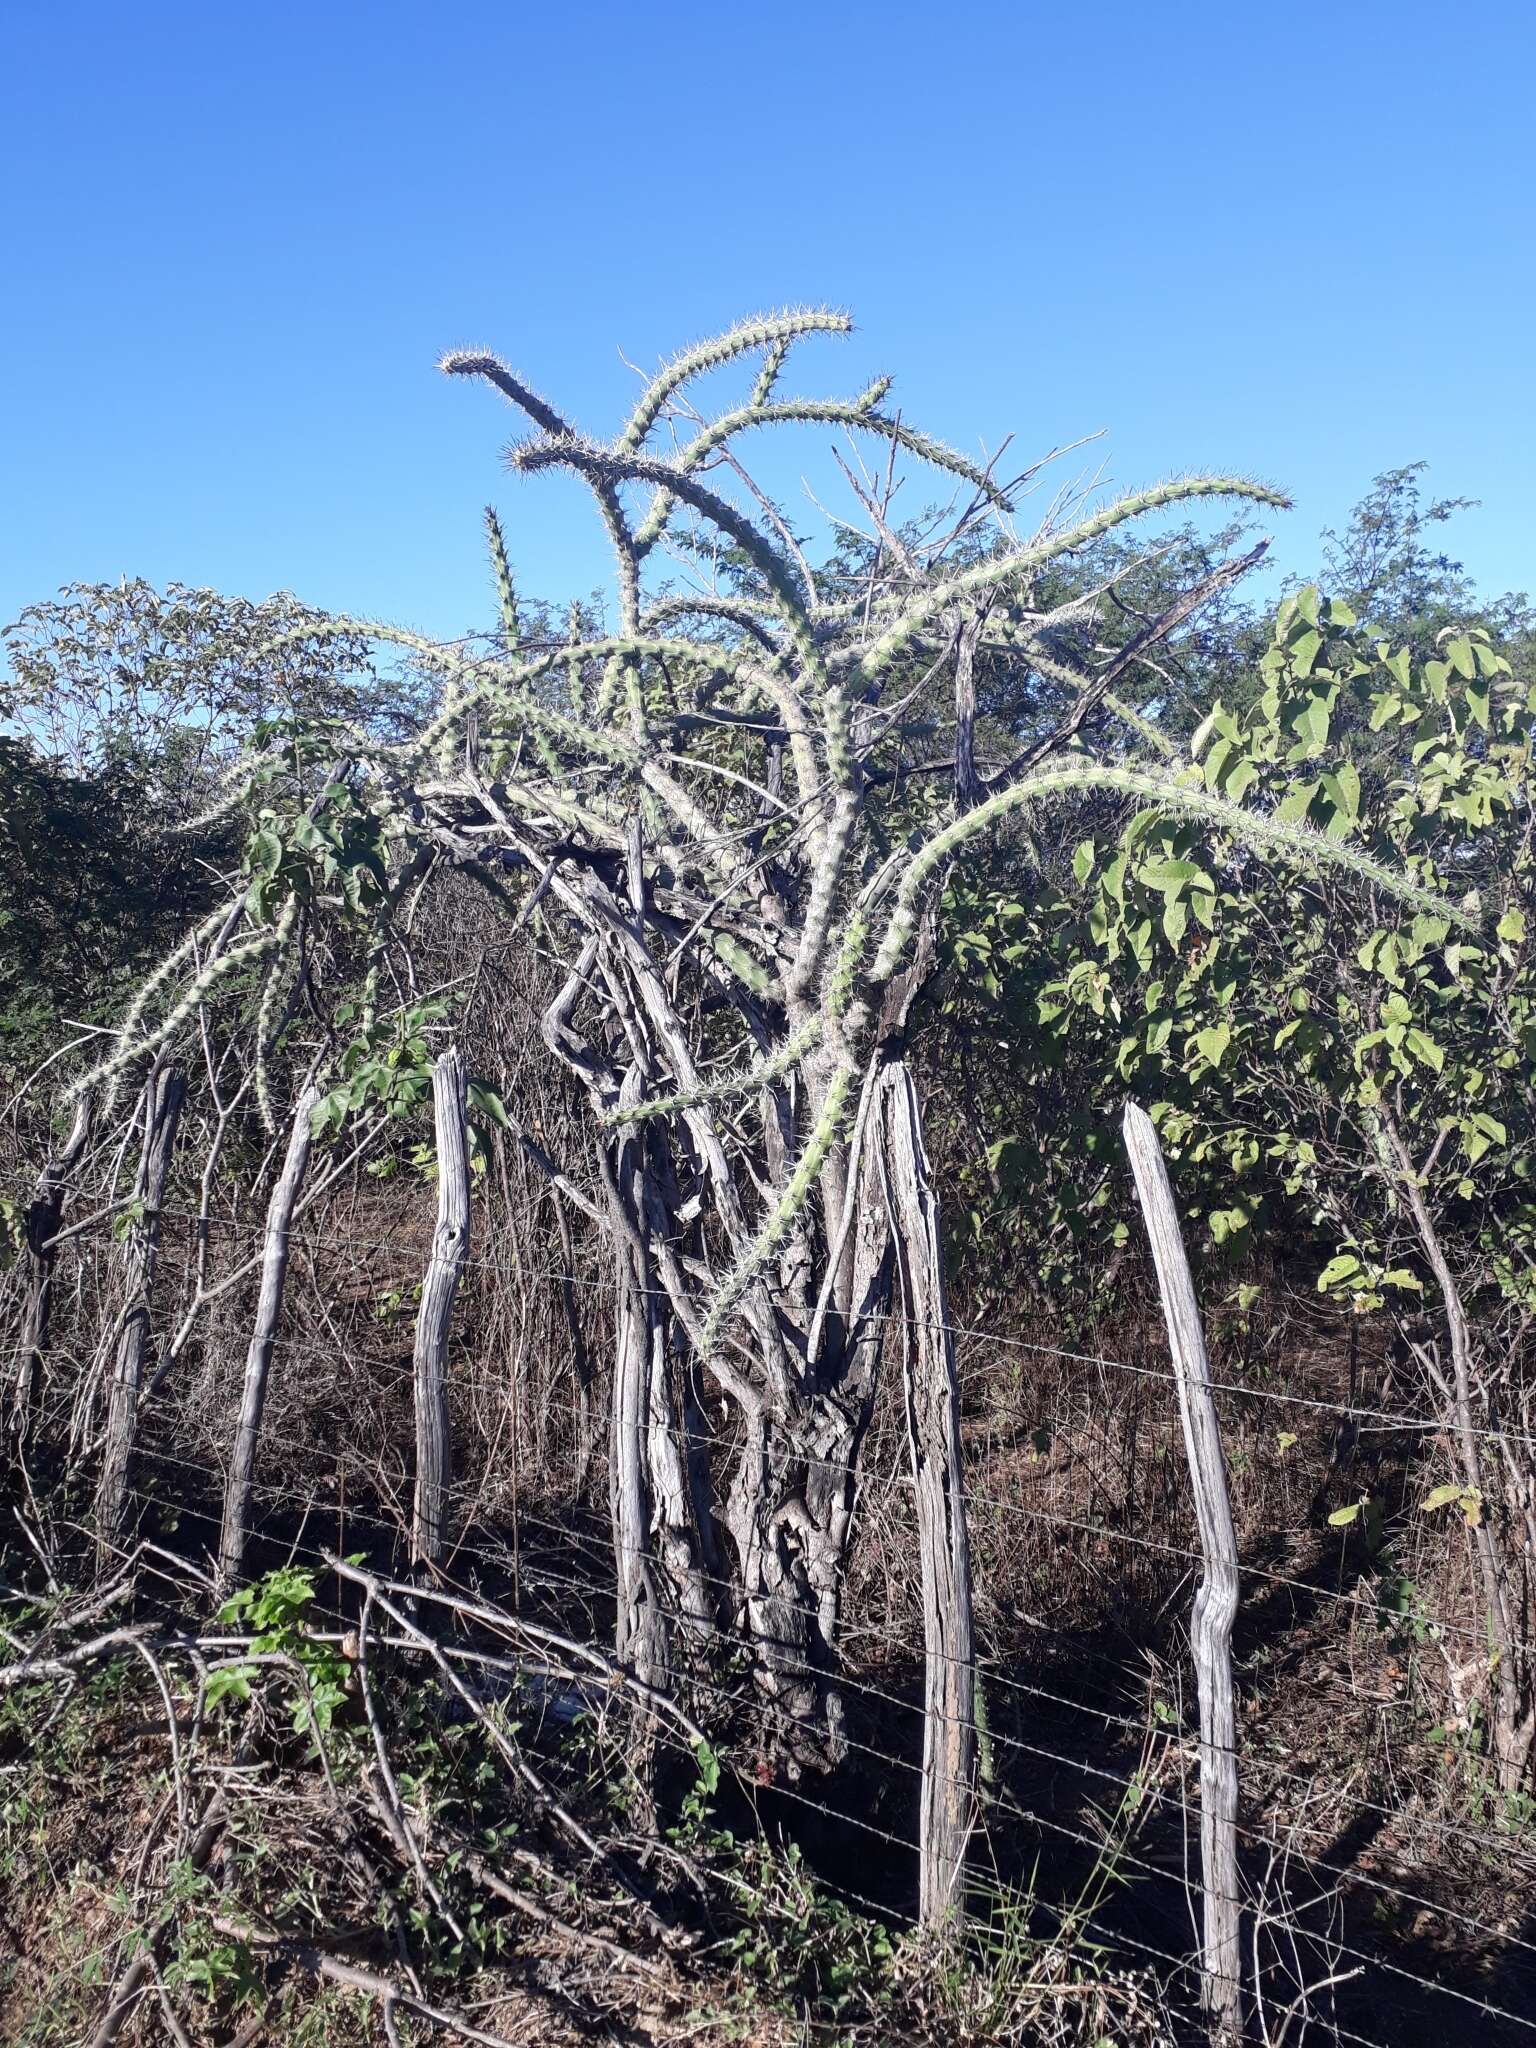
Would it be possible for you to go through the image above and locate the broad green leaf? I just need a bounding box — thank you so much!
[1320,761,1361,821]
[1403,1028,1444,1073]
[248,828,284,878]
[1194,1021,1230,1069]
[1317,1252,1361,1292]
[1445,634,1476,680]
[1276,778,1320,823]
[1138,857,1207,896]
[1291,629,1323,679]
[1190,702,1226,760]
[1421,1483,1463,1513]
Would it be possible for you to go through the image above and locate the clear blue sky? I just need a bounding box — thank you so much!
[4,0,1533,643]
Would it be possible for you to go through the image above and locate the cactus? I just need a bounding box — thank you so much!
[858,478,1291,686]
[75,307,1477,1806]
[697,1057,856,1361]
[866,756,1471,985]
[485,506,520,652]
[632,384,1006,555]
[616,308,853,454]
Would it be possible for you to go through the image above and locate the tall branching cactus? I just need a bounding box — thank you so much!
[73,310,1469,1817]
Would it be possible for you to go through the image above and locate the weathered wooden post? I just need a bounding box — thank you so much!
[411,1045,470,1568]
[1124,1102,1243,2046]
[96,1069,184,1552]
[884,1064,977,1929]
[219,1080,322,1583]
[10,1089,96,1436]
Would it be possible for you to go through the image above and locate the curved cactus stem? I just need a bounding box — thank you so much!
[70,899,236,1107]
[641,592,787,655]
[72,909,292,1105]
[698,1058,857,1360]
[856,477,1291,687]
[252,897,302,1133]
[512,436,829,692]
[616,309,852,455]
[749,335,793,410]
[867,757,1475,984]
[170,753,264,838]
[633,389,1007,555]
[601,1016,824,1130]
[439,350,574,437]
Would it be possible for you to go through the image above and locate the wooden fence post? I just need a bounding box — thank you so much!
[1124,1102,1244,2046]
[412,1046,470,1568]
[219,1081,321,1583]
[10,1089,96,1437]
[883,1064,977,1928]
[96,1069,184,1552]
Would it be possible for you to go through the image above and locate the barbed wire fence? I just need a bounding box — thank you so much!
[4,1107,1536,2047]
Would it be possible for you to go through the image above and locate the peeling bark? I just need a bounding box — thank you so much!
[881,1062,977,1926]
[412,1046,470,1567]
[219,1082,320,1583]
[1125,1102,1243,2046]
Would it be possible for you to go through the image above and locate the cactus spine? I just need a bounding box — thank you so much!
[616,308,853,454]
[697,1058,856,1360]
[858,478,1291,686]
[867,757,1472,985]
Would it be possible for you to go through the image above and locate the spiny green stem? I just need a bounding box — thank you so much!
[698,1059,856,1359]
[640,593,786,654]
[592,652,624,725]
[868,757,1475,983]
[749,336,792,410]
[484,507,520,651]
[511,436,829,696]
[592,479,641,635]
[68,901,234,1106]
[857,478,1290,686]
[1103,691,1180,760]
[170,755,262,838]
[439,351,573,437]
[616,309,852,455]
[788,793,860,1001]
[507,449,826,801]
[632,385,992,554]
[72,909,289,1104]
[253,898,301,1133]
[601,1017,822,1128]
